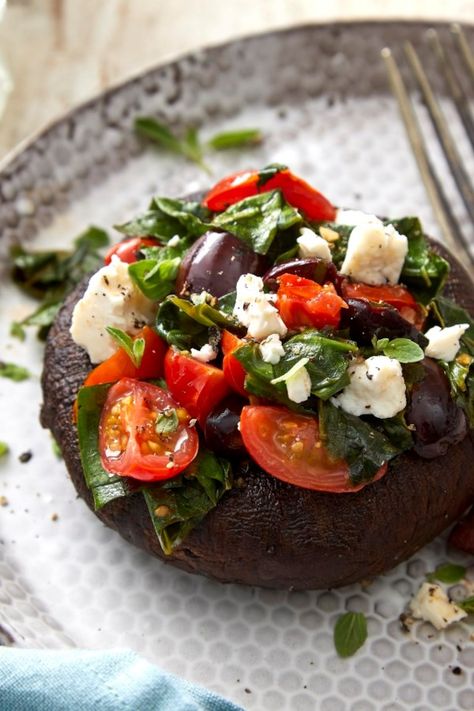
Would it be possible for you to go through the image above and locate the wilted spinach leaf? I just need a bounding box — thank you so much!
[116,197,210,241]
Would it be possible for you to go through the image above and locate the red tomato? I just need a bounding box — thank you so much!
[276,273,347,330]
[104,237,159,265]
[164,348,231,424]
[99,378,199,481]
[203,167,336,221]
[340,281,425,329]
[240,405,387,493]
[221,330,248,397]
[84,326,167,387]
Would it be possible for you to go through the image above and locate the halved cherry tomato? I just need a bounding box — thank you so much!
[240,405,387,493]
[276,273,347,330]
[99,378,199,481]
[340,281,425,329]
[104,237,159,265]
[84,326,167,387]
[203,166,336,222]
[164,348,231,425]
[221,330,248,398]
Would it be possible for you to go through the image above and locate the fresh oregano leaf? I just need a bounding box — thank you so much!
[373,336,424,363]
[155,408,179,436]
[426,563,466,584]
[105,327,144,368]
[207,128,262,150]
[334,612,368,658]
[0,361,31,382]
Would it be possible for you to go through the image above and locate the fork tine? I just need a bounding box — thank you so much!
[426,28,474,148]
[381,47,473,264]
[451,23,474,80]
[404,40,474,225]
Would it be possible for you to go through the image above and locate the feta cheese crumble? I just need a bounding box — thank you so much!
[297,227,332,261]
[167,235,181,247]
[409,582,467,630]
[70,256,155,363]
[259,334,285,364]
[340,222,408,285]
[424,324,469,362]
[233,273,287,341]
[331,355,406,419]
[190,343,218,363]
[271,358,312,403]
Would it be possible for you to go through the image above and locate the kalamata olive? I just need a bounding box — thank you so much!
[406,358,468,458]
[176,231,268,298]
[263,258,340,291]
[340,298,428,348]
[204,395,246,456]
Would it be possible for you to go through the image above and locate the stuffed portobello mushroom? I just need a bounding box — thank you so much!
[41,165,474,590]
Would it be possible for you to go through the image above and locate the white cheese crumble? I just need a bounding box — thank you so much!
[70,256,155,363]
[409,582,467,630]
[259,334,285,364]
[190,343,218,363]
[424,324,469,362]
[297,227,332,261]
[233,273,287,341]
[271,358,312,403]
[167,235,181,247]
[331,355,406,419]
[340,222,408,285]
[335,209,383,226]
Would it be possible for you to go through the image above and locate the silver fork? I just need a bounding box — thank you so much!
[381,24,474,266]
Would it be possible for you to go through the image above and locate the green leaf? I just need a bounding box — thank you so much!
[105,327,145,368]
[271,357,309,384]
[10,321,26,341]
[433,296,474,355]
[155,299,211,351]
[458,596,474,614]
[334,612,368,658]
[143,449,232,555]
[0,361,31,382]
[155,408,179,436]
[116,198,210,241]
[426,563,466,584]
[129,257,181,301]
[76,384,140,508]
[167,295,238,330]
[0,442,9,458]
[207,128,263,150]
[74,226,110,251]
[135,116,184,153]
[379,413,414,452]
[319,400,401,485]
[211,190,302,255]
[217,291,237,316]
[374,337,424,363]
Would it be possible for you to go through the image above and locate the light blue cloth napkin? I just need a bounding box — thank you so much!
[0,648,245,711]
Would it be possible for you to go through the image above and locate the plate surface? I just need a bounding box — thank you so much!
[1,21,474,711]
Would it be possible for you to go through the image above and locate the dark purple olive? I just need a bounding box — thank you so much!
[263,258,340,291]
[340,298,428,348]
[176,231,268,298]
[204,395,246,456]
[406,358,468,458]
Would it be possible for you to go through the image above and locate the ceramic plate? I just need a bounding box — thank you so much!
[0,21,473,711]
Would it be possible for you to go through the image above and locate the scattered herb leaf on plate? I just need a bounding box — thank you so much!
[426,563,466,584]
[334,612,368,658]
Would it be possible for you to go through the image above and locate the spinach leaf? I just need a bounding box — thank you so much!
[10,226,109,340]
[128,237,191,302]
[167,295,238,330]
[392,217,449,305]
[379,412,414,452]
[116,197,210,241]
[274,331,357,399]
[155,299,211,350]
[143,450,232,555]
[212,190,302,255]
[76,384,140,508]
[433,296,474,426]
[319,400,401,485]
[314,223,352,266]
[217,291,237,316]
[0,361,31,382]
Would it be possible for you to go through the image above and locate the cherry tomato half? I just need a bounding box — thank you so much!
[84,326,167,387]
[240,405,388,493]
[203,166,336,222]
[221,330,248,398]
[164,348,231,425]
[276,273,347,330]
[340,280,425,329]
[104,237,160,265]
[99,378,199,481]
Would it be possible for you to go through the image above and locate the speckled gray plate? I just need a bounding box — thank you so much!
[0,22,473,711]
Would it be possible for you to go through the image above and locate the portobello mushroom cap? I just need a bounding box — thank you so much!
[40,239,474,590]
